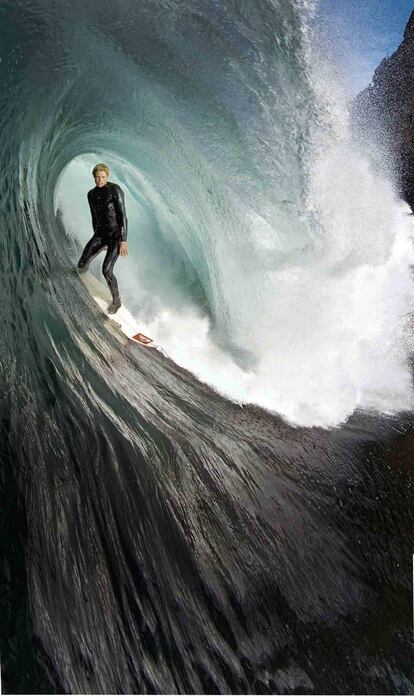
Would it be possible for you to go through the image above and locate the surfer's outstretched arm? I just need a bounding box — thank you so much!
[113,184,128,242]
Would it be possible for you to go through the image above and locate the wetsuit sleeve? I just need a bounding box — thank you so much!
[113,185,128,242]
[87,191,98,233]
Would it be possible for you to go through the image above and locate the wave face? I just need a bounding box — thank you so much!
[1,0,413,693]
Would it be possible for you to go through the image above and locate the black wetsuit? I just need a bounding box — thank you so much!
[78,181,128,303]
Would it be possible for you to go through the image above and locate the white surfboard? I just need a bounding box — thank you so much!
[79,270,158,348]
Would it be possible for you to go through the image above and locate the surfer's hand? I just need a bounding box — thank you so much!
[119,241,128,256]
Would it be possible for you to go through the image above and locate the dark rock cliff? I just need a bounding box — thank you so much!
[352,10,414,209]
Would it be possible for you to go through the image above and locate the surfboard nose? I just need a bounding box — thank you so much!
[132,333,153,345]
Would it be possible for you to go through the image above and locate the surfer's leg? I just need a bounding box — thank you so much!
[102,238,121,312]
[77,235,105,272]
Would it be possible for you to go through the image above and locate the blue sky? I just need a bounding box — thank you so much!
[315,1,414,96]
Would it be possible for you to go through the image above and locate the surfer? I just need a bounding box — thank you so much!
[77,163,128,313]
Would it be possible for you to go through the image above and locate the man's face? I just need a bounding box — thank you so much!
[95,170,108,187]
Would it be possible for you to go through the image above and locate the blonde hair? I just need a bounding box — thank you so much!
[92,163,109,177]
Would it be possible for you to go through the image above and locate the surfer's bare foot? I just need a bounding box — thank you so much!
[108,297,121,314]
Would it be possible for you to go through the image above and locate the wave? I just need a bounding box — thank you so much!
[44,0,413,427]
[1,0,413,693]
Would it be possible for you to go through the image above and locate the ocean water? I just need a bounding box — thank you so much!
[0,0,413,693]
